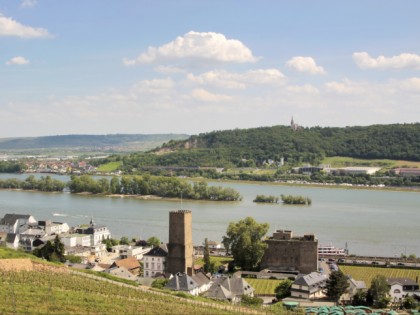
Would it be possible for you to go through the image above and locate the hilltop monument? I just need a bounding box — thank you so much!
[167,210,194,275]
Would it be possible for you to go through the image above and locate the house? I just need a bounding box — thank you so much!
[112,245,151,260]
[340,277,367,303]
[204,275,254,303]
[0,214,37,234]
[38,220,70,235]
[105,266,139,281]
[5,233,20,249]
[143,244,168,278]
[387,278,420,301]
[392,168,420,178]
[207,240,223,250]
[110,257,141,275]
[165,272,211,296]
[75,218,111,246]
[290,272,327,300]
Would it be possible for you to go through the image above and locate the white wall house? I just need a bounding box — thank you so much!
[143,245,167,278]
[0,214,37,234]
[387,278,420,302]
[291,272,327,300]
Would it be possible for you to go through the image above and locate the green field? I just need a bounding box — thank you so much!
[194,255,233,268]
[322,156,420,170]
[97,161,122,172]
[245,278,282,295]
[340,265,420,287]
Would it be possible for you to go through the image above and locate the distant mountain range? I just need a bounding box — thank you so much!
[0,134,189,154]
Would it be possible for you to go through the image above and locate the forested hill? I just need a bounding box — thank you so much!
[0,134,189,152]
[121,124,420,168]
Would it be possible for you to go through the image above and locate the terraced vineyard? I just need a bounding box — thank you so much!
[0,269,245,314]
[340,265,420,287]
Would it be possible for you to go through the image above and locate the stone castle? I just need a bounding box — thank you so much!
[260,229,318,274]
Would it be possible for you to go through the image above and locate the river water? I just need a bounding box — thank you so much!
[0,173,419,257]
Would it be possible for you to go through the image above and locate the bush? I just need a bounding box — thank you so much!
[241,294,263,306]
[151,278,168,289]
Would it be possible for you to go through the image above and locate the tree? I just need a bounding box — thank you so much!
[352,290,368,306]
[151,278,168,289]
[275,279,293,300]
[120,236,130,245]
[203,238,211,273]
[33,235,66,262]
[368,275,390,307]
[402,296,417,309]
[325,270,349,302]
[222,217,269,271]
[241,294,263,306]
[147,236,161,248]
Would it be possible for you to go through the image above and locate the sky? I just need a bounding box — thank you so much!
[1,1,420,137]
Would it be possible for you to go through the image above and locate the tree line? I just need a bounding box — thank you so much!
[68,175,242,201]
[0,175,65,192]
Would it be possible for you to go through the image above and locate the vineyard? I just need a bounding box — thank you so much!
[0,269,250,314]
[246,278,282,295]
[339,265,420,287]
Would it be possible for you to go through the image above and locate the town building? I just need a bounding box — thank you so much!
[110,257,141,275]
[165,272,211,296]
[167,210,194,276]
[0,214,37,234]
[204,274,255,303]
[260,230,318,274]
[392,168,420,178]
[290,272,327,300]
[143,244,168,278]
[75,217,111,246]
[387,278,420,301]
[340,278,367,304]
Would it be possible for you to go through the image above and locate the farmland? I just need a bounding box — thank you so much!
[0,267,246,315]
[339,265,420,287]
[245,278,282,295]
[322,156,420,170]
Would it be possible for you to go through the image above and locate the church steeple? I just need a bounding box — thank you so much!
[90,216,95,227]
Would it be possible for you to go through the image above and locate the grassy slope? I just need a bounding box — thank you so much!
[246,278,282,295]
[339,265,420,287]
[322,156,420,170]
[96,161,122,172]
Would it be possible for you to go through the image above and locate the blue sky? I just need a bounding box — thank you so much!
[1,1,420,137]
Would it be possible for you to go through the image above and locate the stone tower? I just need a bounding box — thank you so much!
[167,210,194,275]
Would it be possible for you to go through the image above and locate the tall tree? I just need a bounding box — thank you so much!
[222,217,269,271]
[203,238,212,273]
[325,270,349,302]
[368,275,390,308]
[275,279,293,300]
[147,236,161,248]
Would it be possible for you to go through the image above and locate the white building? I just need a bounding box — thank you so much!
[291,272,327,300]
[38,220,70,235]
[112,245,152,260]
[75,218,111,246]
[387,278,420,302]
[143,244,168,278]
[0,214,37,234]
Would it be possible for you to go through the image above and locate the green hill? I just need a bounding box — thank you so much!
[0,134,189,154]
[120,123,420,169]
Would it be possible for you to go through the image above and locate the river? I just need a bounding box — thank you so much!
[0,173,419,257]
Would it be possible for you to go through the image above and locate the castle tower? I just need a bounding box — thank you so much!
[167,210,194,275]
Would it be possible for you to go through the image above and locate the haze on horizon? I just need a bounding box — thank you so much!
[1,1,420,138]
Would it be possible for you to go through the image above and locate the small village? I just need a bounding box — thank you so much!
[1,211,419,314]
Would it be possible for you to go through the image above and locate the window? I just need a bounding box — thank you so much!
[145,263,149,268]
[394,289,401,294]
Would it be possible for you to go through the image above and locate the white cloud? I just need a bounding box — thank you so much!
[353,52,420,70]
[187,69,285,89]
[397,77,420,92]
[154,65,186,74]
[287,84,319,94]
[286,56,326,74]
[0,15,51,38]
[6,56,30,65]
[123,31,259,66]
[131,78,174,94]
[324,79,363,94]
[20,0,37,8]
[189,88,232,102]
